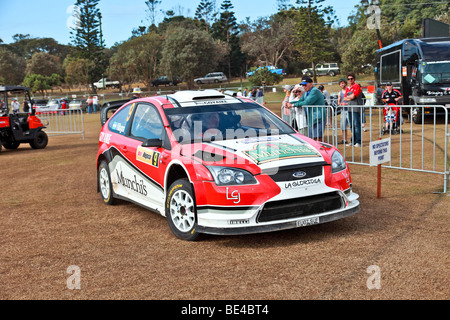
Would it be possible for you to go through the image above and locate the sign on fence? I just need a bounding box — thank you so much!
[370,138,391,166]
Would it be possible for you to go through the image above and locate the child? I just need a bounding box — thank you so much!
[384,107,396,134]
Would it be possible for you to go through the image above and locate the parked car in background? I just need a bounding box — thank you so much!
[303,63,340,77]
[247,66,286,77]
[69,99,88,112]
[151,76,182,87]
[34,98,65,112]
[32,99,48,112]
[93,78,121,90]
[194,72,227,85]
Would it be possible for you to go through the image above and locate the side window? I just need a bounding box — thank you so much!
[108,103,134,135]
[130,103,163,141]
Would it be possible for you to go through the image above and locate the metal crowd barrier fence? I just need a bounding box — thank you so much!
[281,104,449,193]
[35,108,85,140]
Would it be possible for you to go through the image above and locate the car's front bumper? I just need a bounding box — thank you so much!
[195,191,360,236]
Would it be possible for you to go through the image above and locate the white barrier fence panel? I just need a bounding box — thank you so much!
[36,109,85,140]
[281,104,449,193]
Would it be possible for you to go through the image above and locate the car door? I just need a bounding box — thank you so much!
[125,102,168,212]
[106,102,166,213]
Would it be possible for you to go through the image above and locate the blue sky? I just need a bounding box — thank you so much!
[0,0,360,48]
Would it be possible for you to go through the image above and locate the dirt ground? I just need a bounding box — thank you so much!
[0,113,448,301]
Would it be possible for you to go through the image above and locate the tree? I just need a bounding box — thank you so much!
[248,68,284,86]
[160,26,226,89]
[23,74,62,95]
[211,0,245,79]
[241,14,296,69]
[109,32,163,91]
[26,52,63,78]
[0,48,26,85]
[145,0,162,27]
[195,0,218,31]
[70,0,106,91]
[63,55,93,90]
[293,0,337,82]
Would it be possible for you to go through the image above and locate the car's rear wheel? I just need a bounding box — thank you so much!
[166,179,199,241]
[29,130,48,149]
[98,161,114,205]
[328,71,336,77]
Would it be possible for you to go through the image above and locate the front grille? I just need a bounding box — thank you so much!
[263,162,327,182]
[257,192,343,223]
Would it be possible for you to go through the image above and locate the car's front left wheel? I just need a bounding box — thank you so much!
[166,179,199,241]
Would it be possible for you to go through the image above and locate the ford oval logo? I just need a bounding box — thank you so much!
[293,171,307,179]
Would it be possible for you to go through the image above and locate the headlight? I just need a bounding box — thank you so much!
[331,151,347,173]
[207,166,257,186]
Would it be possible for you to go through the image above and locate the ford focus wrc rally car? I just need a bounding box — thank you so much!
[97,90,359,240]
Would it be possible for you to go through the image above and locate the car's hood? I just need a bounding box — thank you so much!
[182,134,327,173]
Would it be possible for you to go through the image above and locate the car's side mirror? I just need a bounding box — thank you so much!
[142,138,163,148]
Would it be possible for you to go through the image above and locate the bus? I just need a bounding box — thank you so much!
[375,37,450,124]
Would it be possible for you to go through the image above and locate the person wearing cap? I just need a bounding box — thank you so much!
[381,82,403,132]
[11,98,20,114]
[381,82,402,106]
[287,77,326,141]
[132,88,142,99]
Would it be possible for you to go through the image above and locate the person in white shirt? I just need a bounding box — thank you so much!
[11,99,20,114]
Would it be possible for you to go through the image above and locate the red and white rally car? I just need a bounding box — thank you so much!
[97,90,360,240]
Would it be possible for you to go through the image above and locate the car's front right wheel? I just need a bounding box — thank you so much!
[166,179,199,241]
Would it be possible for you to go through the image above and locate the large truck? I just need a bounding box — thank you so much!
[375,37,450,124]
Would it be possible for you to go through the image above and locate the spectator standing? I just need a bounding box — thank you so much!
[256,88,264,104]
[61,99,67,115]
[86,96,93,114]
[132,88,142,99]
[337,79,349,144]
[11,98,20,114]
[281,85,293,124]
[287,77,325,141]
[343,73,363,147]
[290,84,307,135]
[93,96,98,113]
[23,100,30,113]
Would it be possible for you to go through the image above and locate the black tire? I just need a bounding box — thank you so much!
[412,107,422,124]
[196,80,202,85]
[328,71,336,77]
[29,130,48,149]
[98,161,115,205]
[3,141,20,149]
[166,179,199,241]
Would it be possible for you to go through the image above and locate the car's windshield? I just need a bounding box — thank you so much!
[164,103,295,144]
[421,61,450,84]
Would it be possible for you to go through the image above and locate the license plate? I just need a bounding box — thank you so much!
[296,217,320,227]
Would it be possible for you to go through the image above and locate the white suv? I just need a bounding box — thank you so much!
[194,72,228,84]
[303,63,340,77]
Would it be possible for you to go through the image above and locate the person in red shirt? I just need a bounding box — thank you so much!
[342,72,363,147]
